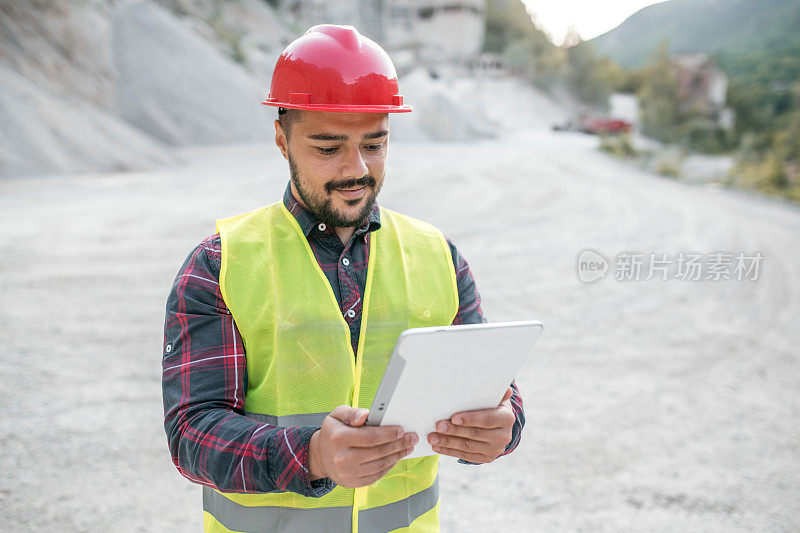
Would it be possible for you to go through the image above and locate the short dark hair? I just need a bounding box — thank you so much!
[278,108,302,139]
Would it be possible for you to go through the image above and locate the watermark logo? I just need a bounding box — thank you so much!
[576,248,609,284]
[575,250,763,283]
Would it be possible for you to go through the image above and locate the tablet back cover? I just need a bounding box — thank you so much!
[376,321,542,458]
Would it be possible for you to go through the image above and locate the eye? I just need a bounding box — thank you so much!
[316,146,338,155]
[364,143,383,152]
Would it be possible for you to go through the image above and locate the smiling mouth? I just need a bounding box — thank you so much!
[334,186,367,198]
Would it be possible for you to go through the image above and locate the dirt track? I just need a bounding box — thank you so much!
[1,129,798,531]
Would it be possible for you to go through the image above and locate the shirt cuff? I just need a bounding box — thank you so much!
[287,426,337,497]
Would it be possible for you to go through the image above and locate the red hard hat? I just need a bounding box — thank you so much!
[263,25,411,113]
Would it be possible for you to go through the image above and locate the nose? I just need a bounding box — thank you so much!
[340,145,368,179]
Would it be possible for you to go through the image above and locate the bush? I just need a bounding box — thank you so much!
[655,154,684,178]
[599,133,639,158]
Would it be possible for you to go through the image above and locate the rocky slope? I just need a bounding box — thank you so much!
[0,0,568,178]
[0,0,288,177]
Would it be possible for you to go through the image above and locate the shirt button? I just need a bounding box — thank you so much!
[165,344,172,354]
[317,223,326,232]
[346,309,356,318]
[341,257,350,266]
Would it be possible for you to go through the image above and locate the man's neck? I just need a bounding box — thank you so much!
[334,226,356,246]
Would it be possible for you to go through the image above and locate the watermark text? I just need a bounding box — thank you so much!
[576,249,763,284]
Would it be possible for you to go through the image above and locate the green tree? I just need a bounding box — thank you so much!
[484,0,624,107]
[504,35,566,88]
[566,41,624,107]
[637,42,680,142]
[484,0,542,53]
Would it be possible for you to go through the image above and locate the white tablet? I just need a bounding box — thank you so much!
[365,320,543,458]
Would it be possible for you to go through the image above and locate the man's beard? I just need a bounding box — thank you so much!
[288,152,381,228]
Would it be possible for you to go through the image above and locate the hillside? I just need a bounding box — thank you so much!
[0,0,571,178]
[590,0,800,70]
[0,0,288,178]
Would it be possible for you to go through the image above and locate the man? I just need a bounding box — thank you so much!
[162,25,525,532]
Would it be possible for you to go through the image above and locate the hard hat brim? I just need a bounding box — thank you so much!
[262,101,412,113]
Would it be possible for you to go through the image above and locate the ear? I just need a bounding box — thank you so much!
[274,119,289,160]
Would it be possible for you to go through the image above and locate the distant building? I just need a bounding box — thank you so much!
[609,93,639,126]
[276,0,486,66]
[671,54,735,130]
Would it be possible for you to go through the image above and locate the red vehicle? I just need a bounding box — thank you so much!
[553,116,633,135]
[582,117,633,135]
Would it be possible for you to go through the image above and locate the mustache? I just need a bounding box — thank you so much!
[326,176,376,194]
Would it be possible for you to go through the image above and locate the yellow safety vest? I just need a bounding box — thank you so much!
[204,201,459,532]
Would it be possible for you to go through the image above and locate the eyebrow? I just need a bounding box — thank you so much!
[363,129,389,140]
[307,129,389,141]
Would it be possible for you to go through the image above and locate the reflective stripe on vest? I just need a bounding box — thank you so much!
[244,411,328,427]
[211,202,458,532]
[203,475,439,533]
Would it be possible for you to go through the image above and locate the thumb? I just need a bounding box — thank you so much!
[328,405,369,427]
[499,386,513,405]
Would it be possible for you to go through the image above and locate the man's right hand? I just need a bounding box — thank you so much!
[308,405,418,488]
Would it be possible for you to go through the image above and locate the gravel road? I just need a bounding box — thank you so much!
[2,128,798,531]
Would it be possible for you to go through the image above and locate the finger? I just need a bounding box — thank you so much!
[356,433,417,464]
[359,442,415,475]
[328,405,369,426]
[350,408,369,427]
[351,458,402,488]
[500,386,513,404]
[374,460,402,480]
[433,420,499,443]
[349,426,406,448]
[431,444,489,464]
[427,432,491,455]
[371,458,405,482]
[360,451,411,478]
[451,406,510,429]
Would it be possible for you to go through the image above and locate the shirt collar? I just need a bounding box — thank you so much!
[282,181,382,238]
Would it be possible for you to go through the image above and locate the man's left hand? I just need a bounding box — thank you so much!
[427,387,515,464]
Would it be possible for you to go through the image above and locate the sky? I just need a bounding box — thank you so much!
[522,0,668,45]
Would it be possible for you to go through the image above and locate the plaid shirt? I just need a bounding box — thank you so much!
[162,182,525,497]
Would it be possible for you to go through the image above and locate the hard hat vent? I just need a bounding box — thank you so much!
[310,24,361,51]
